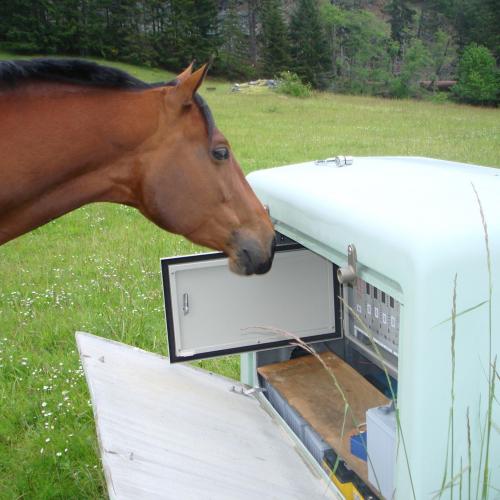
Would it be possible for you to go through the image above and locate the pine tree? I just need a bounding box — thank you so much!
[217,0,253,79]
[100,0,142,61]
[384,0,415,51]
[247,0,258,66]
[156,0,219,69]
[260,0,290,77]
[289,0,330,88]
[0,0,53,53]
[451,0,499,58]
[189,0,220,64]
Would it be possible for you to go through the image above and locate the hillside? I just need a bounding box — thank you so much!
[0,0,498,104]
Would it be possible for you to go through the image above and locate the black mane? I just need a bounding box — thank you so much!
[0,57,215,138]
[0,58,156,90]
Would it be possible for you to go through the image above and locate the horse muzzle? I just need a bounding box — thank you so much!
[229,231,276,276]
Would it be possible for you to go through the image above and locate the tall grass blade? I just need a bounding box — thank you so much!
[476,396,485,500]
[467,407,471,500]
[451,274,458,499]
[439,412,452,498]
[460,457,463,500]
[432,467,471,499]
[471,183,494,500]
[329,402,350,481]
[482,356,497,499]
[432,301,488,328]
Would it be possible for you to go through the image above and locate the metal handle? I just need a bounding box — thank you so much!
[182,293,189,315]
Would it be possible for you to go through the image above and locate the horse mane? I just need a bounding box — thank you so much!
[0,58,164,90]
[0,58,215,137]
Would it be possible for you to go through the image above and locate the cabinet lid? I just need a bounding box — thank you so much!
[161,248,338,363]
[247,156,500,253]
[247,156,500,287]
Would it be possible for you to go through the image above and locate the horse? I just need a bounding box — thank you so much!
[0,59,276,275]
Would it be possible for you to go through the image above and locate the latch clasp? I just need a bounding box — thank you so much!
[315,156,353,167]
[231,385,265,397]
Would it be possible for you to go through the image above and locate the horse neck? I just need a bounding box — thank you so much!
[0,86,161,245]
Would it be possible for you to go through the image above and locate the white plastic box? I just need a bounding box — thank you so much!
[367,405,397,499]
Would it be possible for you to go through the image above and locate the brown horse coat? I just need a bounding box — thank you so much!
[0,59,275,275]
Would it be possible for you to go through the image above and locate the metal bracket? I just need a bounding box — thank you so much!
[230,386,265,397]
[315,156,353,167]
[337,244,357,285]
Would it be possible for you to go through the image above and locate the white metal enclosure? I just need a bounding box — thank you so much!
[245,157,500,498]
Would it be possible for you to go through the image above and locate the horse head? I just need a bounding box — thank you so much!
[139,64,276,275]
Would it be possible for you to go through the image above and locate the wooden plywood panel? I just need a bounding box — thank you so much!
[258,352,389,489]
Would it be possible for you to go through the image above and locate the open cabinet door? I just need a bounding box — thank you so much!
[77,332,339,500]
[161,247,340,363]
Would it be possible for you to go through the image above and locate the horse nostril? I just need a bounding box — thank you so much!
[254,259,272,275]
[235,234,276,275]
[240,248,253,275]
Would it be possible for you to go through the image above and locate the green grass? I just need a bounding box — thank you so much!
[0,52,499,499]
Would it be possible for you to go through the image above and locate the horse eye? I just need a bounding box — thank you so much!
[212,146,230,161]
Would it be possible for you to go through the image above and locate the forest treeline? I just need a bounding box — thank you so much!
[0,0,498,104]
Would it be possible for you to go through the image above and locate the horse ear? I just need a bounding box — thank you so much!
[175,62,194,84]
[174,63,209,106]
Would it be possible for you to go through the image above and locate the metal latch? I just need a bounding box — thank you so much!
[337,244,357,285]
[230,386,265,397]
[315,156,353,167]
[182,293,189,315]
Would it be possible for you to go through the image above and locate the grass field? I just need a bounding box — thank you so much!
[0,52,499,498]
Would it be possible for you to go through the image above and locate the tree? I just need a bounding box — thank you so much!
[189,0,220,64]
[452,44,499,105]
[0,0,108,56]
[260,0,290,77]
[289,0,330,88]
[247,0,258,66]
[321,5,391,94]
[389,38,431,97]
[427,29,456,81]
[0,0,54,54]
[384,0,415,52]
[157,0,220,69]
[99,0,143,61]
[217,0,253,79]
